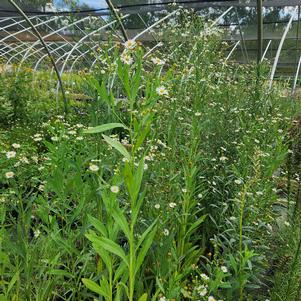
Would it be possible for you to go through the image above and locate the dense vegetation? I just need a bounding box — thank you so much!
[1,11,301,301]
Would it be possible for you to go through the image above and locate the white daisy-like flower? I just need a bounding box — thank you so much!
[156,86,169,96]
[221,266,228,273]
[154,204,160,209]
[197,285,208,297]
[163,229,169,236]
[12,143,21,149]
[110,185,120,193]
[38,185,45,192]
[234,179,243,185]
[169,202,177,208]
[121,52,134,65]
[5,171,14,179]
[208,297,216,301]
[51,136,59,142]
[219,156,228,162]
[20,157,29,164]
[151,57,165,65]
[200,273,209,281]
[195,112,202,116]
[124,39,137,50]
[89,164,99,172]
[31,156,38,163]
[34,229,41,238]
[159,297,166,301]
[6,151,16,159]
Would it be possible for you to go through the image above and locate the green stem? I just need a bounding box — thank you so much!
[287,228,301,296]
[129,225,135,301]
[239,185,247,301]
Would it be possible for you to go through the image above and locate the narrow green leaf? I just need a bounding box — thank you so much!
[132,191,146,226]
[113,261,128,283]
[135,226,157,274]
[88,215,108,237]
[99,80,110,103]
[138,293,148,301]
[136,219,157,251]
[184,215,207,239]
[84,123,128,134]
[7,271,18,294]
[102,134,131,160]
[82,278,109,297]
[48,269,74,278]
[0,294,7,301]
[124,162,134,200]
[93,243,112,274]
[112,207,130,240]
[132,158,145,203]
[100,276,111,298]
[96,237,129,267]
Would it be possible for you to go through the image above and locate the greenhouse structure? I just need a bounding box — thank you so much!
[1,1,301,301]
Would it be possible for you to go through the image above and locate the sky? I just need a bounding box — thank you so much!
[53,0,107,9]
[78,0,107,8]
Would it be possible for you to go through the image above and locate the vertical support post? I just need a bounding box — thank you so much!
[235,7,248,63]
[257,0,263,64]
[106,0,129,41]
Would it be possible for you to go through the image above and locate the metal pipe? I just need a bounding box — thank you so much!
[226,41,240,61]
[269,6,298,89]
[257,0,263,63]
[105,0,128,41]
[261,39,272,62]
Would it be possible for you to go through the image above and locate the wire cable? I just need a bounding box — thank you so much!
[0,0,237,15]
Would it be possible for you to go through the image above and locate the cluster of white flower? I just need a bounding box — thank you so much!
[156,86,169,97]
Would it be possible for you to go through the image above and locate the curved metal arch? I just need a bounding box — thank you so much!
[292,54,301,95]
[50,41,102,74]
[89,10,181,72]
[17,18,93,68]
[50,47,91,79]
[70,46,98,73]
[3,38,64,64]
[132,10,179,42]
[261,40,272,62]
[11,41,69,67]
[57,15,129,78]
[17,15,92,70]
[5,15,64,66]
[34,42,74,71]
[269,6,298,89]
[0,42,31,60]
[0,15,47,44]
[7,0,68,115]
[88,44,118,72]
[226,41,240,61]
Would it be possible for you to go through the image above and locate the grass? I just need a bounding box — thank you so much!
[0,9,301,301]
